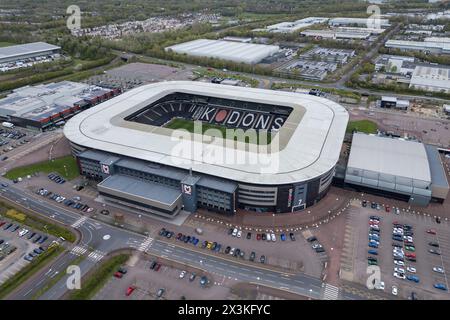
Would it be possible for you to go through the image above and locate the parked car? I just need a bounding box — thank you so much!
[392,285,398,296]
[434,283,448,291]
[270,233,276,242]
[189,273,196,282]
[289,233,296,241]
[429,242,439,247]
[429,249,441,255]
[249,251,256,262]
[368,249,378,255]
[307,236,317,242]
[280,234,286,241]
[406,275,420,283]
[125,286,135,296]
[231,228,238,237]
[200,276,208,287]
[156,288,165,298]
[114,271,123,278]
[393,272,406,280]
[432,266,445,274]
[260,255,266,264]
[426,229,436,235]
[246,232,252,240]
[237,230,242,238]
[179,270,186,279]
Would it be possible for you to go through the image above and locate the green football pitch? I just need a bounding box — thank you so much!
[165,118,272,145]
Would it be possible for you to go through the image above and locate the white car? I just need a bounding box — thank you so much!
[394,260,405,267]
[403,236,413,242]
[393,248,404,253]
[369,239,379,245]
[229,248,235,255]
[271,233,276,242]
[375,281,385,290]
[237,230,242,238]
[407,266,416,273]
[370,225,380,230]
[394,267,405,274]
[393,253,404,259]
[179,270,186,279]
[393,272,406,280]
[392,285,398,296]
[433,266,445,274]
[232,228,238,237]
[312,243,323,249]
[266,233,271,242]
[18,228,29,237]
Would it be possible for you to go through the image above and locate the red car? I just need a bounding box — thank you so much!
[256,234,262,241]
[154,263,161,271]
[176,233,183,240]
[369,220,380,225]
[385,206,390,212]
[426,229,436,235]
[405,253,416,258]
[0,221,5,227]
[114,271,123,278]
[125,286,135,296]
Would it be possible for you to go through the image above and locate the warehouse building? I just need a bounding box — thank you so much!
[0,42,61,64]
[385,39,450,54]
[0,81,120,130]
[380,96,410,110]
[300,47,356,64]
[165,39,280,64]
[345,133,448,206]
[329,17,390,28]
[301,29,372,40]
[263,17,329,33]
[409,65,450,93]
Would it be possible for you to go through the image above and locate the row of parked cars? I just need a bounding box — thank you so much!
[148,259,209,288]
[0,220,48,245]
[161,228,266,264]
[48,173,66,184]
[0,128,26,140]
[229,227,296,242]
[363,200,400,215]
[0,238,17,261]
[36,188,94,213]
[425,228,448,291]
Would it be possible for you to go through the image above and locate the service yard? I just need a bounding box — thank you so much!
[342,199,450,300]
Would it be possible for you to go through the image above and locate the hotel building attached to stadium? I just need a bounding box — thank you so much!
[64,81,348,219]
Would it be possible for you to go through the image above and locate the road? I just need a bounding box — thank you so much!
[0,178,376,300]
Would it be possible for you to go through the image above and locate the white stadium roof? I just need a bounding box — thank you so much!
[165,39,279,64]
[64,81,348,185]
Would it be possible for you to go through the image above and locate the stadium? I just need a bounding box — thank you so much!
[64,81,349,219]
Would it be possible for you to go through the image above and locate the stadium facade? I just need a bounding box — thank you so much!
[64,81,348,219]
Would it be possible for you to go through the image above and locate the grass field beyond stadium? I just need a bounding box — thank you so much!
[165,118,272,145]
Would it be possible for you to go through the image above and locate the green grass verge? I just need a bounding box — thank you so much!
[165,118,272,145]
[68,254,130,300]
[5,156,79,181]
[31,255,85,300]
[346,120,378,134]
[0,203,76,243]
[0,245,64,299]
[0,42,14,48]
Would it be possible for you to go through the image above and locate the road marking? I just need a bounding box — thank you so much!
[71,216,88,228]
[322,283,340,300]
[87,250,106,262]
[70,245,88,256]
[137,236,154,252]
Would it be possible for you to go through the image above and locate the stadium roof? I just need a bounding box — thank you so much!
[347,133,431,183]
[64,81,349,185]
[165,39,279,64]
[0,42,60,61]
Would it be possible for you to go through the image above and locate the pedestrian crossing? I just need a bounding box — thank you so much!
[322,283,340,300]
[71,245,88,256]
[71,216,88,228]
[87,250,106,262]
[138,236,154,252]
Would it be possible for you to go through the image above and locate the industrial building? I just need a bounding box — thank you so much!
[222,36,252,43]
[329,17,390,28]
[380,96,409,110]
[0,81,120,130]
[409,65,450,93]
[0,42,61,64]
[385,39,450,54]
[374,55,416,75]
[261,17,329,33]
[345,133,449,206]
[64,81,348,218]
[165,39,280,64]
[301,29,372,40]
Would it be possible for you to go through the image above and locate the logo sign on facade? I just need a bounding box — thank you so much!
[101,164,110,174]
[287,188,293,207]
[182,184,192,195]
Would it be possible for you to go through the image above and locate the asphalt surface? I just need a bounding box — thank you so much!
[0,178,369,300]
